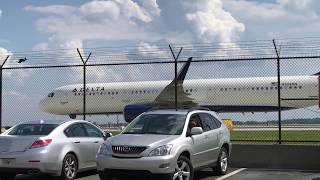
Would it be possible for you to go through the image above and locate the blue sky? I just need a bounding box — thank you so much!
[1,0,320,125]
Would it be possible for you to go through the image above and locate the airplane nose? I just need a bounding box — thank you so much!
[39,98,52,113]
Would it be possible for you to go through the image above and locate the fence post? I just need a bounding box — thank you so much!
[77,49,91,121]
[169,45,183,111]
[0,55,9,131]
[272,39,282,144]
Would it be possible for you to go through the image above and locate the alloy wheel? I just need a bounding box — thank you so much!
[220,150,228,173]
[173,159,191,180]
[64,156,77,179]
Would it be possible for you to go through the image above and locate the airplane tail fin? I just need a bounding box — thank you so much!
[313,72,320,76]
[177,57,192,81]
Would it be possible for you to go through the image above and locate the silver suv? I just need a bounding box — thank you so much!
[96,109,231,180]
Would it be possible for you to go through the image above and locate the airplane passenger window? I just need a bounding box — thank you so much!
[48,92,54,97]
[299,86,302,89]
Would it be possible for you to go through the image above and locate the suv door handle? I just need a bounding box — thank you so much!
[93,141,99,143]
[73,141,80,144]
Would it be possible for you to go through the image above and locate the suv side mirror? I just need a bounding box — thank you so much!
[103,132,113,140]
[191,127,203,135]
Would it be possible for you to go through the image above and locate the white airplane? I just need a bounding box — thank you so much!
[39,57,319,122]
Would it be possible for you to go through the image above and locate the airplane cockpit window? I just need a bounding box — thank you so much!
[48,92,55,98]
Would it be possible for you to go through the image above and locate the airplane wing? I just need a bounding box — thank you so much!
[152,57,198,108]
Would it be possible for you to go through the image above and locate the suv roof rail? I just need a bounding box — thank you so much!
[187,107,211,112]
[147,106,211,112]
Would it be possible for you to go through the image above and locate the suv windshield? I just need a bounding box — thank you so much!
[8,124,59,136]
[123,114,186,135]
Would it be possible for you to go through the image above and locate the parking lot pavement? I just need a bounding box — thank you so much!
[14,168,238,180]
[14,168,320,180]
[225,169,320,180]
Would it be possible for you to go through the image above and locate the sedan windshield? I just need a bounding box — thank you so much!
[8,124,59,136]
[123,114,186,135]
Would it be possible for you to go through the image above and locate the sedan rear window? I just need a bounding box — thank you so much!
[8,124,58,136]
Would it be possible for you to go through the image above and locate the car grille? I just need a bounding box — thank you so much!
[112,146,147,155]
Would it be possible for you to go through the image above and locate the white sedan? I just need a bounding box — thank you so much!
[0,120,111,180]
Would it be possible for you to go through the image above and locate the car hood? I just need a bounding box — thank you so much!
[108,134,180,147]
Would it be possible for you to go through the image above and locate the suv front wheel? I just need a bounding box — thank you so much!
[172,156,194,180]
[213,147,228,175]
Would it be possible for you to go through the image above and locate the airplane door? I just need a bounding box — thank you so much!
[60,91,69,105]
[206,87,215,105]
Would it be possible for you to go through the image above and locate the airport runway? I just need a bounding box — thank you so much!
[14,168,320,180]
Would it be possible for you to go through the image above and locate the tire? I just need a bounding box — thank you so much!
[213,147,228,175]
[60,154,78,180]
[98,171,113,180]
[0,173,16,180]
[172,156,194,180]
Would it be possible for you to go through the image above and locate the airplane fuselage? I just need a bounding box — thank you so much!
[39,75,319,116]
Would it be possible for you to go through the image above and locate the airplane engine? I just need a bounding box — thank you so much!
[124,104,153,123]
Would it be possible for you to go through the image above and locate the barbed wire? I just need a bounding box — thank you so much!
[2,38,320,68]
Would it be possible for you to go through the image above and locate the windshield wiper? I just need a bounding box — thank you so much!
[145,132,168,135]
[122,132,142,134]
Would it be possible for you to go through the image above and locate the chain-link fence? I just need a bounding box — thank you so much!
[1,38,320,143]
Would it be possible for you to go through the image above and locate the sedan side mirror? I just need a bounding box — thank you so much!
[191,127,203,135]
[103,132,113,140]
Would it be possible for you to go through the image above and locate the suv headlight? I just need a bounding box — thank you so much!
[98,143,112,155]
[149,144,173,157]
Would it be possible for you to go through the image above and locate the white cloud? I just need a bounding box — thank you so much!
[79,1,120,21]
[185,0,245,43]
[0,47,11,63]
[278,0,320,17]
[224,0,320,40]
[25,0,245,80]
[25,5,76,16]
[27,0,244,44]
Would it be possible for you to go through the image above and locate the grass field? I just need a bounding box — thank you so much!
[231,131,320,142]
